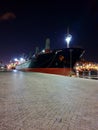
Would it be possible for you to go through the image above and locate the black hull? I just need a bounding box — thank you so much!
[16,48,84,75]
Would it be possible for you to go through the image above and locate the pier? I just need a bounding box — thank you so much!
[0,71,98,130]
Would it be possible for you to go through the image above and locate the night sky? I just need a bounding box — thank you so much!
[0,0,98,64]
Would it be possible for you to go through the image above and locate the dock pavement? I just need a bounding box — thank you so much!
[0,71,98,130]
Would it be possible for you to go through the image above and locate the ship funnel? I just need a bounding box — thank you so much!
[45,38,50,53]
[35,46,39,54]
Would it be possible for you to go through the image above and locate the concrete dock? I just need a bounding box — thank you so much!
[0,71,98,130]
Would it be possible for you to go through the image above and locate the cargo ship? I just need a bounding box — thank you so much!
[15,37,85,76]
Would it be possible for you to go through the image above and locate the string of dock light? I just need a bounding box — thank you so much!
[75,62,98,72]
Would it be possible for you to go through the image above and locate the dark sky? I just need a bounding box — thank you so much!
[0,0,98,64]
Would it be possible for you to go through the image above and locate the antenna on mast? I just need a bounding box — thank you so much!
[67,27,69,35]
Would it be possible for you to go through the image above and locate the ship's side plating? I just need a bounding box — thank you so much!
[16,48,84,69]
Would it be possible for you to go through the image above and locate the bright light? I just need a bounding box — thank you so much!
[65,34,72,48]
[42,49,45,53]
[14,58,18,61]
[13,69,18,72]
[20,58,25,62]
[76,63,79,66]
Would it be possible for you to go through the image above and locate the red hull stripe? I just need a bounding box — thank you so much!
[19,68,72,76]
